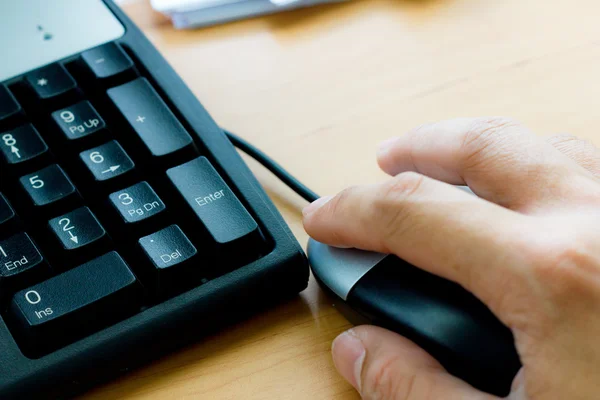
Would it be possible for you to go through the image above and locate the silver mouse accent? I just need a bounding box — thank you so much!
[308,239,388,300]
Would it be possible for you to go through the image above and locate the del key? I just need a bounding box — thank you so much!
[167,157,262,253]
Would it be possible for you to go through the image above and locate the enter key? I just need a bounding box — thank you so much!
[167,156,263,255]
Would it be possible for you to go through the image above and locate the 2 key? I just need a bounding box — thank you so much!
[48,207,111,267]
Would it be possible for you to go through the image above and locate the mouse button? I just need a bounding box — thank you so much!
[307,239,388,300]
[346,257,520,394]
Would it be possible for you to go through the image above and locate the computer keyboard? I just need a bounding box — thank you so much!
[0,1,308,398]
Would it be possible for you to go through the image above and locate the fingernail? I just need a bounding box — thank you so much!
[302,196,333,217]
[376,137,399,158]
[331,330,366,393]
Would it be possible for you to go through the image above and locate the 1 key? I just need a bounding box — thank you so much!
[0,233,49,296]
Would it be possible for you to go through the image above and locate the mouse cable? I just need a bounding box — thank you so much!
[223,129,320,203]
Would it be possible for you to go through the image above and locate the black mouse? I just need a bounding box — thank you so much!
[308,239,521,396]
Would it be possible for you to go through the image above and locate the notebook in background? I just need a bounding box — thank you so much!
[151,0,350,29]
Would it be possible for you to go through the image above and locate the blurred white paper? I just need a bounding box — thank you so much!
[151,0,242,14]
[269,0,303,5]
[151,0,350,29]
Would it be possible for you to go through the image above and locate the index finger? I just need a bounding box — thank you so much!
[303,173,531,321]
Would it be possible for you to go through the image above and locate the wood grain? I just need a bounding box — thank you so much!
[84,0,600,398]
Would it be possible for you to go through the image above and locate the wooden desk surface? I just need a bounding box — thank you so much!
[85,0,600,398]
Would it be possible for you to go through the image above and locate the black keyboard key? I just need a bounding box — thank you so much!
[107,78,194,162]
[51,101,106,145]
[0,193,18,237]
[9,251,141,355]
[24,63,77,102]
[139,225,198,295]
[48,207,109,263]
[0,85,23,127]
[79,141,134,186]
[0,233,49,294]
[0,124,49,171]
[108,182,166,233]
[81,43,134,84]
[19,165,79,214]
[167,157,262,253]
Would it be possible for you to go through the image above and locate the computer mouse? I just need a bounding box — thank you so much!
[308,239,521,396]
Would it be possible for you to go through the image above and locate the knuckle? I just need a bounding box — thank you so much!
[323,186,358,243]
[547,134,600,164]
[362,357,437,400]
[329,186,356,214]
[373,173,426,252]
[530,236,600,301]
[460,117,521,170]
[383,172,426,200]
[362,356,407,400]
[547,133,588,149]
[362,356,400,400]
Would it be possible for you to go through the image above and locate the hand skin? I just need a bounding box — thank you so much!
[302,117,600,400]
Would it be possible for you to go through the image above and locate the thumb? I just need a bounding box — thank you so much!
[331,325,499,400]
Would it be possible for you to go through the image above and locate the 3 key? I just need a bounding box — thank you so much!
[108,182,167,235]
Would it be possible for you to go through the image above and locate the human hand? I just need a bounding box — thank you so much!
[302,118,600,399]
